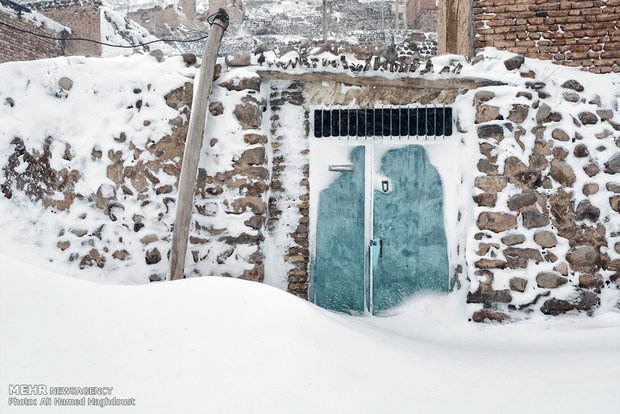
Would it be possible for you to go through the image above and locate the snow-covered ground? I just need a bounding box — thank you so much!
[1,255,619,413]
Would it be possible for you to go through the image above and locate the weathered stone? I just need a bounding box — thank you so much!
[145,248,161,265]
[522,210,549,229]
[209,101,224,116]
[475,259,507,269]
[529,154,548,171]
[596,109,613,121]
[504,156,542,190]
[472,310,510,323]
[182,53,197,65]
[474,176,507,193]
[467,288,512,304]
[475,105,500,124]
[479,142,496,159]
[550,162,576,187]
[236,148,266,166]
[548,112,562,122]
[219,77,261,92]
[554,262,568,276]
[566,245,600,272]
[507,190,538,211]
[504,247,543,269]
[220,232,265,245]
[239,264,265,282]
[233,96,264,130]
[584,162,600,177]
[112,249,129,260]
[244,215,265,230]
[473,193,497,207]
[516,91,532,99]
[501,233,526,246]
[533,139,553,156]
[534,230,557,248]
[610,195,620,213]
[604,153,620,174]
[230,197,265,215]
[225,51,251,66]
[477,212,517,233]
[536,272,567,288]
[575,200,600,222]
[216,247,234,264]
[156,185,173,195]
[595,130,613,139]
[551,128,569,141]
[573,144,589,158]
[562,92,580,102]
[541,291,600,315]
[508,104,529,123]
[607,183,620,193]
[477,124,504,141]
[589,95,601,106]
[58,77,73,90]
[57,241,70,251]
[476,243,491,256]
[504,55,525,71]
[149,49,164,62]
[616,242,620,255]
[473,90,495,105]
[579,274,603,290]
[582,183,599,196]
[477,159,498,175]
[509,277,528,292]
[244,133,268,144]
[536,103,551,124]
[561,79,584,92]
[578,111,598,125]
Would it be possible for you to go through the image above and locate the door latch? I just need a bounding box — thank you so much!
[381,180,389,193]
[371,238,383,269]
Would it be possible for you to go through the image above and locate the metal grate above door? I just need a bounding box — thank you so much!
[313,107,453,138]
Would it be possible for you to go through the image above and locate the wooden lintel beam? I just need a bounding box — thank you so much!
[256,70,504,89]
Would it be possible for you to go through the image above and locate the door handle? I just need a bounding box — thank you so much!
[379,239,383,258]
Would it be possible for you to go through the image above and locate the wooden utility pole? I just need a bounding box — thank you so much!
[169,10,229,281]
[322,0,327,43]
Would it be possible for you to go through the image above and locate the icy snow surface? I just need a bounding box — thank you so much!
[1,254,619,413]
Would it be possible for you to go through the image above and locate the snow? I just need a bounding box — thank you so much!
[1,254,619,413]
[0,55,192,283]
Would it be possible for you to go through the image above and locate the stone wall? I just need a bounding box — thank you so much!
[0,5,65,63]
[473,0,620,74]
[468,54,620,321]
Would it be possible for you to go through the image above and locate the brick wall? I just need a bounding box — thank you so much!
[30,0,101,57]
[0,8,65,63]
[474,0,620,74]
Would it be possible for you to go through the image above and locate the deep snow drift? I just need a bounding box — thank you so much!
[1,255,619,414]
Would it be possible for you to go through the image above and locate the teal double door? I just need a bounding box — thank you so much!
[310,144,449,315]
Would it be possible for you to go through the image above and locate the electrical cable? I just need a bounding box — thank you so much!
[0,10,228,48]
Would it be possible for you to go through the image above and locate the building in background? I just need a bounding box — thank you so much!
[0,0,68,63]
[406,0,437,32]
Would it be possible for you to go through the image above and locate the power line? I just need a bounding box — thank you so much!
[0,20,208,48]
[0,10,229,48]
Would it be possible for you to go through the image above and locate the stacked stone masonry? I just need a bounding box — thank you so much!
[470,54,620,321]
[474,0,620,73]
[267,82,311,299]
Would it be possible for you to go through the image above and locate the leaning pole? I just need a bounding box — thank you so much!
[169,10,229,281]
